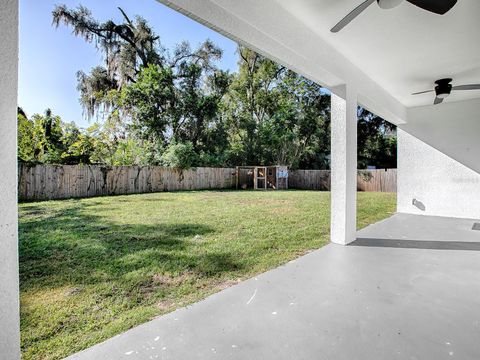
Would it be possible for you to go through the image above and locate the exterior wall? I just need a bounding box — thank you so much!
[397,129,480,219]
[403,98,480,174]
[0,0,20,358]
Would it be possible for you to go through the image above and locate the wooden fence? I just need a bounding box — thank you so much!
[18,165,396,201]
[288,170,331,191]
[356,169,397,192]
[18,164,236,201]
[288,169,397,192]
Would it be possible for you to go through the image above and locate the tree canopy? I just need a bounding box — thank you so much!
[18,5,396,170]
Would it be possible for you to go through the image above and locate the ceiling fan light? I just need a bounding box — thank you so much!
[377,0,403,10]
[437,92,449,99]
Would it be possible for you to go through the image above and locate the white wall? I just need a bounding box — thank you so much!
[398,97,480,219]
[0,0,20,358]
[397,129,480,219]
[403,98,480,174]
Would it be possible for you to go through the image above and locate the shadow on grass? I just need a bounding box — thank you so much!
[19,200,244,291]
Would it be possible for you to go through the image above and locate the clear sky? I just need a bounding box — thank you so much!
[19,0,239,128]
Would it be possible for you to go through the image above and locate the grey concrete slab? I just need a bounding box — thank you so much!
[68,214,480,360]
[356,213,480,250]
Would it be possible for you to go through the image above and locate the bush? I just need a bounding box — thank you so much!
[160,141,198,169]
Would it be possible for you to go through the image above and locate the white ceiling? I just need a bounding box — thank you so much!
[159,0,480,122]
[275,0,480,107]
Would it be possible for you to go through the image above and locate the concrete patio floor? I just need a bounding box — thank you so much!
[68,213,480,360]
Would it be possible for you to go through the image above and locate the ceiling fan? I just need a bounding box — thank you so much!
[412,78,480,105]
[331,0,457,33]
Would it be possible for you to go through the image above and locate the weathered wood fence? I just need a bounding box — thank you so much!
[18,165,396,201]
[356,169,397,192]
[18,164,236,201]
[288,169,397,192]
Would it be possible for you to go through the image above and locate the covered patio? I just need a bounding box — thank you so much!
[67,214,480,359]
[1,0,480,358]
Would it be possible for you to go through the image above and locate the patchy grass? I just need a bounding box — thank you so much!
[19,190,395,359]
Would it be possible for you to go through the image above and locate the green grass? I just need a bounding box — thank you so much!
[19,190,395,359]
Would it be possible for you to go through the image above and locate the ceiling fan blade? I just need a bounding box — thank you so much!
[331,0,376,33]
[406,0,457,15]
[412,89,434,95]
[452,84,480,91]
[434,97,444,105]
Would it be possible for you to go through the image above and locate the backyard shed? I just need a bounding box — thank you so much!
[235,166,288,190]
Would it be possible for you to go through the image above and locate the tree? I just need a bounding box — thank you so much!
[169,62,232,159]
[52,5,162,118]
[122,64,176,144]
[52,5,225,119]
[18,108,36,162]
[50,5,396,169]
[62,129,96,164]
[357,107,397,169]
[160,141,198,169]
[53,5,229,165]
[41,109,65,163]
[222,46,282,164]
[60,121,89,164]
[270,70,331,168]
[18,107,143,166]
[19,109,65,164]
[222,46,330,168]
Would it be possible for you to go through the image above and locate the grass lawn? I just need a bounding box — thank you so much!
[19,190,395,359]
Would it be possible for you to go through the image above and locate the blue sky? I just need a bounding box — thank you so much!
[19,0,239,128]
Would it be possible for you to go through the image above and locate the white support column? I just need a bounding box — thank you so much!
[330,85,357,245]
[0,0,20,358]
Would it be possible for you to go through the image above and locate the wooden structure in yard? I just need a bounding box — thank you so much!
[235,166,288,190]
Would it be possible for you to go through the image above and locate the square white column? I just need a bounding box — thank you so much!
[330,85,357,245]
[0,0,20,358]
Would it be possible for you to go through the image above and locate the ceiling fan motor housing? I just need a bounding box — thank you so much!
[377,0,403,10]
[435,78,453,99]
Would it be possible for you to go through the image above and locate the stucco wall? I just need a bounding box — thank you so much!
[403,98,480,175]
[0,0,20,358]
[397,128,480,219]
